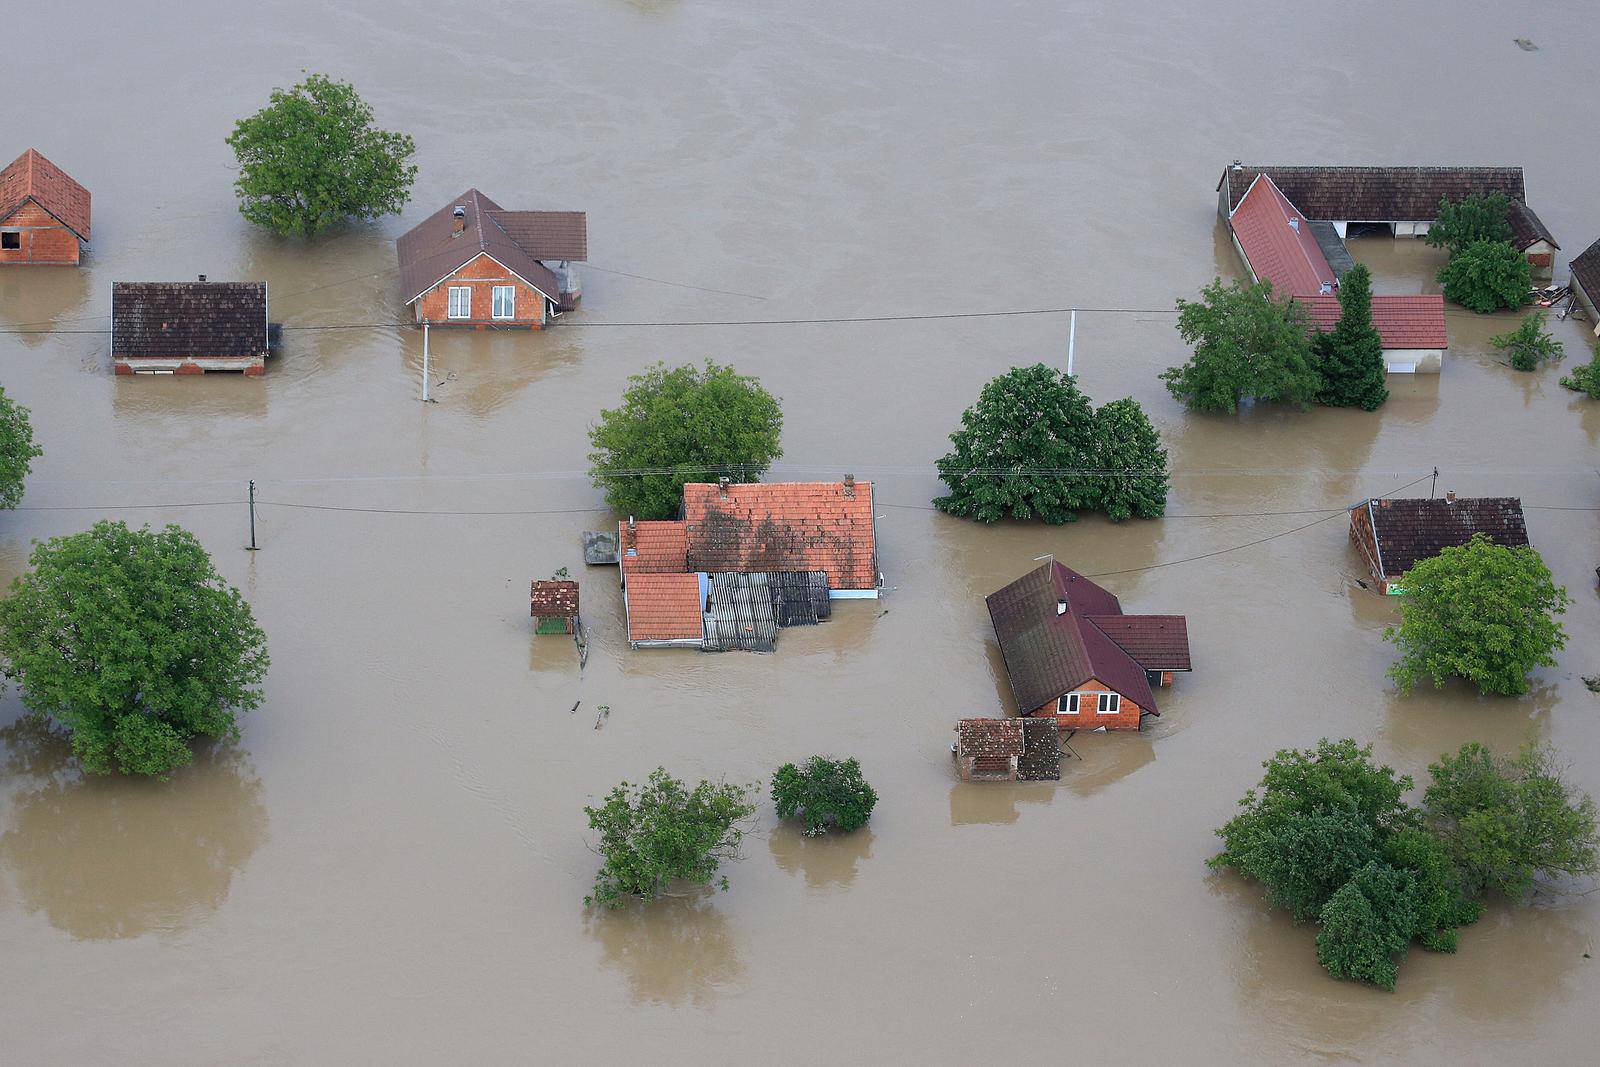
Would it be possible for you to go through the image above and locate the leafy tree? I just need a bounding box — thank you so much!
[1491,311,1564,371]
[771,756,877,836]
[1559,343,1600,397]
[1238,808,1380,921]
[933,364,1098,523]
[1312,264,1388,410]
[1379,825,1482,952]
[0,522,268,777]
[588,361,783,520]
[1423,193,1513,256]
[1315,862,1419,991]
[583,768,756,908]
[1163,277,1322,413]
[226,73,417,236]
[1092,397,1169,521]
[1424,742,1599,899]
[0,385,43,510]
[1384,534,1569,697]
[1436,239,1530,314]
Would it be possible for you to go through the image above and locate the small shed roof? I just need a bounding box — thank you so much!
[1300,293,1449,350]
[582,530,620,565]
[530,580,579,617]
[1571,237,1600,303]
[957,718,1024,758]
[111,282,268,359]
[0,148,90,240]
[625,573,705,643]
[1507,201,1558,251]
[1361,496,1530,577]
[1018,717,1062,781]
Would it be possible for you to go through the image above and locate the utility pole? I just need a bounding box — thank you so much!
[422,321,430,403]
[1430,466,1439,499]
[1066,308,1077,377]
[246,480,258,551]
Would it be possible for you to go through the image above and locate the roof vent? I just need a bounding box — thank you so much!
[1319,281,1333,294]
[1056,597,1068,616]
[1445,491,1456,503]
[1288,217,1300,232]
[1232,160,1243,170]
[452,205,466,236]
[628,515,636,532]
[717,476,731,498]
[197,274,207,282]
[843,473,856,498]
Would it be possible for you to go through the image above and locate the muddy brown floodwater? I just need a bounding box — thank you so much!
[2,1,1598,1061]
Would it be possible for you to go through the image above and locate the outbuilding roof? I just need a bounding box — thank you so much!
[1360,496,1530,577]
[682,480,878,591]
[956,718,1024,758]
[111,282,267,359]
[1299,293,1449,350]
[619,520,689,580]
[530,580,579,617]
[1229,173,1339,297]
[0,148,90,240]
[396,189,585,305]
[1219,165,1527,221]
[1571,237,1600,303]
[625,573,705,643]
[1507,200,1559,252]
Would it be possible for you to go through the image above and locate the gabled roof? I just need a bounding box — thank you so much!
[625,573,705,643]
[1299,293,1449,350]
[486,211,587,261]
[529,580,579,617]
[619,520,688,581]
[985,561,1161,715]
[682,481,878,590]
[956,718,1024,758]
[1085,615,1192,671]
[111,282,267,359]
[396,189,582,305]
[0,149,90,240]
[1507,201,1558,251]
[1360,497,1530,577]
[1219,165,1527,221]
[1571,237,1600,303]
[1229,173,1338,297]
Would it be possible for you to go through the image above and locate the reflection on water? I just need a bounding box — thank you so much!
[0,720,268,941]
[1061,728,1156,797]
[767,823,873,891]
[402,329,584,419]
[948,781,1055,826]
[586,894,744,1006]
[0,267,93,349]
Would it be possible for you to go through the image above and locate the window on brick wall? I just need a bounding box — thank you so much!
[1,232,19,250]
[1061,693,1080,713]
[447,287,471,319]
[491,285,516,319]
[1097,692,1121,714]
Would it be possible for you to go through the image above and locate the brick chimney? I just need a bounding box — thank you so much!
[452,205,466,236]
[717,475,731,498]
[843,473,856,498]
[1445,491,1456,503]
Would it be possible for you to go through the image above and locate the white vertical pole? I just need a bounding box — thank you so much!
[422,322,430,403]
[1066,308,1077,377]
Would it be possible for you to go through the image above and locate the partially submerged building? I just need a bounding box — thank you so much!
[1349,494,1530,595]
[987,562,1190,732]
[954,717,1060,782]
[1568,238,1600,336]
[530,580,580,635]
[0,149,90,265]
[397,190,585,329]
[112,279,270,375]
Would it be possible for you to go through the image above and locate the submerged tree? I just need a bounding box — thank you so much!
[1313,264,1388,411]
[588,361,783,521]
[226,72,418,236]
[1423,193,1514,256]
[0,522,269,777]
[1092,397,1169,521]
[1490,311,1564,372]
[1315,861,1420,991]
[1163,277,1321,413]
[1436,239,1530,314]
[771,756,878,836]
[0,385,43,510]
[1560,343,1600,397]
[1384,534,1569,697]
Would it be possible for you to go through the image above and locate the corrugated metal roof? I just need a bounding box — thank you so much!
[703,572,776,652]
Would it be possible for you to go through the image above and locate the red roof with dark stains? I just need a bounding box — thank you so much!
[1299,293,1449,350]
[0,148,90,240]
[1229,173,1338,298]
[682,481,877,591]
[625,573,704,643]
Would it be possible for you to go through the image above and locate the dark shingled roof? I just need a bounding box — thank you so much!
[1219,165,1527,222]
[1085,615,1192,671]
[111,282,267,359]
[1018,717,1061,781]
[1507,200,1558,251]
[397,189,584,305]
[957,718,1024,759]
[1571,238,1600,304]
[1363,497,1530,577]
[486,211,587,261]
[986,561,1173,715]
[0,148,91,240]
[530,580,579,617]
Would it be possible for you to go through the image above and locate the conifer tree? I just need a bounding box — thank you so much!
[1314,265,1388,411]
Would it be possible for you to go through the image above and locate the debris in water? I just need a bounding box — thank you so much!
[876,608,890,619]
[570,700,580,714]
[1582,676,1600,694]
[1514,38,1538,51]
[594,704,611,730]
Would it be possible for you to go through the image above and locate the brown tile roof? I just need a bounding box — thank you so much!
[396,189,579,305]
[682,481,878,591]
[1018,716,1061,781]
[1300,293,1449,350]
[1362,496,1530,578]
[1085,615,1191,671]
[1571,238,1600,304]
[486,211,587,261]
[1229,173,1339,297]
[619,520,689,581]
[111,282,267,359]
[1507,201,1558,251]
[986,561,1170,715]
[956,718,1024,758]
[1219,165,1526,222]
[529,580,579,617]
[0,149,90,240]
[625,573,705,643]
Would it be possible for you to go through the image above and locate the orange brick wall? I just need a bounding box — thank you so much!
[0,201,81,264]
[413,253,546,326]
[1033,677,1144,731]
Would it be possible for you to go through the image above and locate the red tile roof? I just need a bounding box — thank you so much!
[618,520,689,582]
[625,573,705,643]
[1300,293,1448,350]
[529,580,579,617]
[1229,173,1338,298]
[1085,615,1191,671]
[0,148,90,240]
[682,481,878,591]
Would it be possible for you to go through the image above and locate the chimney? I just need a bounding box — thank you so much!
[1379,498,1391,508]
[197,274,207,282]
[627,515,636,532]
[843,473,856,498]
[1231,160,1243,170]
[1288,217,1300,232]
[1056,597,1068,616]
[452,205,466,236]
[717,476,731,498]
[1445,491,1456,503]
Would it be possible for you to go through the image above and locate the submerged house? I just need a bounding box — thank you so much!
[112,279,270,375]
[397,190,586,328]
[987,562,1190,732]
[0,149,90,265]
[619,478,881,650]
[530,580,580,635]
[1349,494,1530,595]
[1569,238,1600,336]
[1223,170,1448,373]
[954,717,1060,782]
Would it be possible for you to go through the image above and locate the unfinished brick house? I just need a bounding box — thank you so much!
[397,190,586,329]
[111,280,270,375]
[987,561,1190,732]
[954,717,1060,782]
[1349,494,1530,595]
[0,149,90,265]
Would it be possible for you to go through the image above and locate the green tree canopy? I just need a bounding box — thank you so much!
[1092,397,1170,521]
[1163,277,1321,413]
[1490,311,1564,371]
[1436,239,1531,314]
[1423,193,1514,256]
[1424,742,1599,899]
[771,756,878,836]
[0,385,43,510]
[1315,862,1419,991]
[588,361,784,520]
[1384,533,1569,696]
[583,768,757,908]
[226,72,418,236]
[1312,264,1388,410]
[1560,343,1600,398]
[0,522,268,777]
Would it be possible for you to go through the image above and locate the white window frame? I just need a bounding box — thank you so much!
[1062,693,1080,714]
[1097,692,1121,715]
[447,286,471,319]
[492,285,516,320]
